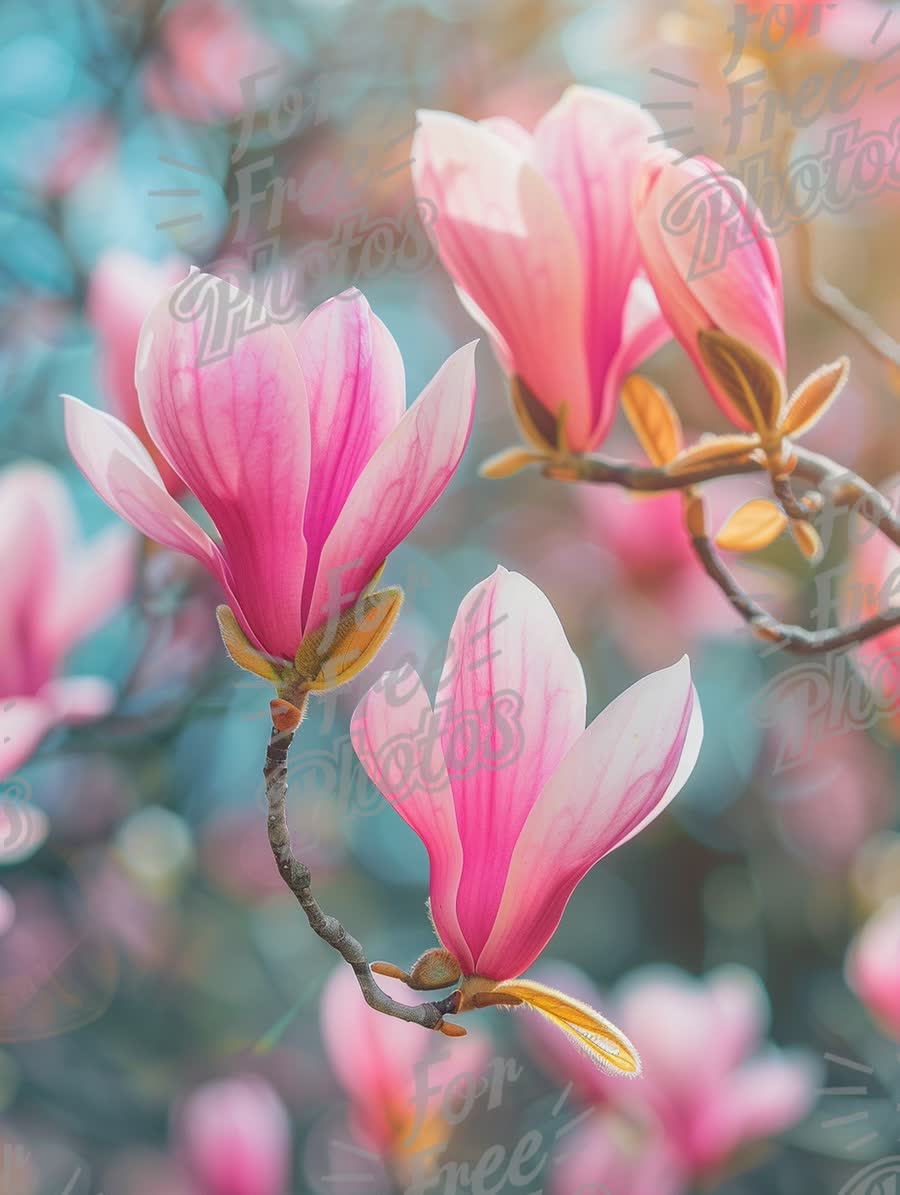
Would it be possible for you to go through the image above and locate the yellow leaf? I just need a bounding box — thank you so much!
[790,519,824,564]
[698,329,785,431]
[666,433,761,476]
[294,587,403,691]
[216,605,283,683]
[494,978,641,1076]
[479,447,547,479]
[716,499,788,551]
[780,357,850,437]
[621,374,683,465]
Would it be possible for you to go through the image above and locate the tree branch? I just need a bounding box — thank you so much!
[264,718,461,1031]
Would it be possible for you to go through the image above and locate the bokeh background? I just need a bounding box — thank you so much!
[3,0,900,1192]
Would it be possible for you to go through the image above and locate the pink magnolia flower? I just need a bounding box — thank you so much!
[529,962,816,1180]
[634,152,786,430]
[0,463,135,781]
[412,87,671,453]
[65,274,477,665]
[178,1075,291,1195]
[88,251,189,498]
[319,966,490,1183]
[846,898,900,1039]
[144,0,281,122]
[549,1111,685,1195]
[351,566,702,1067]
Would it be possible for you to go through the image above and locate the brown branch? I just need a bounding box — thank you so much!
[545,446,900,654]
[264,718,460,1031]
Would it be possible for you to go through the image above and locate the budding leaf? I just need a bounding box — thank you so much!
[666,433,760,476]
[698,329,785,432]
[716,499,788,551]
[216,605,283,682]
[294,586,403,691]
[621,374,683,465]
[790,519,824,564]
[780,357,850,437]
[479,447,547,479]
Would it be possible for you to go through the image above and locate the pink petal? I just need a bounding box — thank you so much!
[705,966,769,1073]
[0,791,49,864]
[535,86,668,444]
[291,291,405,610]
[694,1051,818,1167]
[88,250,188,496]
[436,567,586,968]
[305,341,477,635]
[136,272,312,658]
[599,275,671,446]
[477,656,702,979]
[351,668,471,972]
[0,697,55,781]
[551,1115,686,1195]
[412,110,592,449]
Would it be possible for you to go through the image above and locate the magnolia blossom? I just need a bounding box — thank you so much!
[526,962,817,1183]
[412,87,670,452]
[549,1111,683,1195]
[634,152,786,430]
[0,463,135,780]
[352,567,702,1068]
[178,1075,291,1195]
[846,898,900,1039]
[319,966,490,1187]
[65,274,477,668]
[88,251,188,497]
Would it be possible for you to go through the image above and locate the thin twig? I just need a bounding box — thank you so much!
[264,720,460,1031]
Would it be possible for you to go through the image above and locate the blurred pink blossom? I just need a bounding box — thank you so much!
[0,463,135,780]
[846,897,900,1038]
[179,1075,291,1195]
[525,962,818,1183]
[144,0,281,122]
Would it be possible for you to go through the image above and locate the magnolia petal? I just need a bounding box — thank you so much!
[305,342,477,634]
[412,110,592,450]
[292,291,406,581]
[535,87,666,444]
[478,657,701,980]
[136,273,312,659]
[716,499,788,552]
[495,977,641,1076]
[436,567,587,966]
[351,669,473,974]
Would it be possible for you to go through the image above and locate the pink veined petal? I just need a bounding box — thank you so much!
[0,697,55,781]
[350,667,472,973]
[435,567,586,969]
[477,656,702,979]
[37,523,137,667]
[291,290,406,613]
[64,393,227,567]
[597,275,671,449]
[412,110,592,449]
[136,272,312,659]
[535,86,666,445]
[305,341,477,636]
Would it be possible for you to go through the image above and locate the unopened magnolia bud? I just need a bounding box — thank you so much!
[409,948,462,991]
